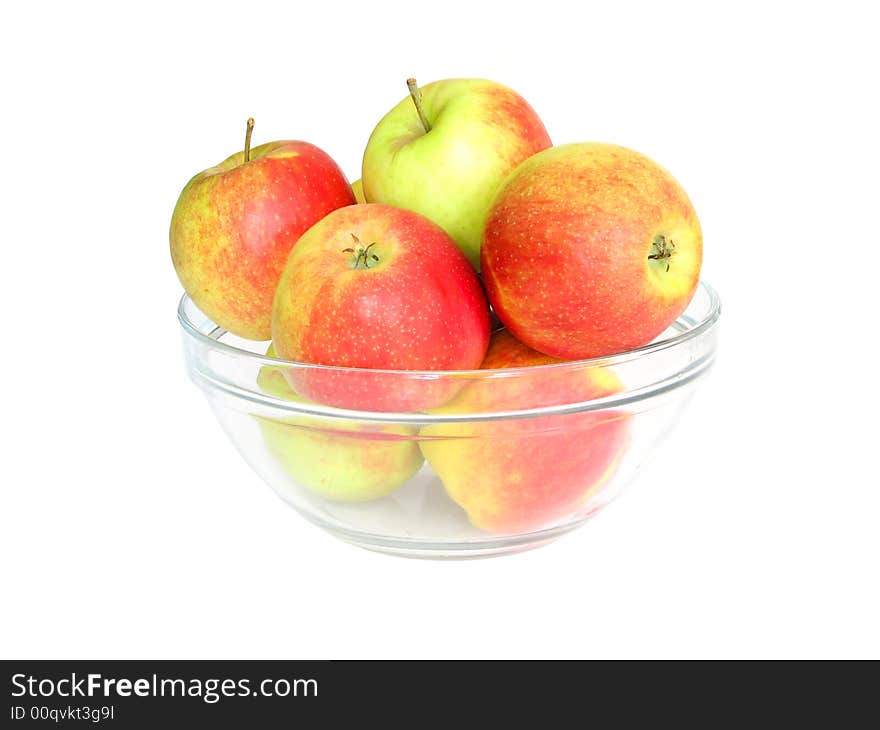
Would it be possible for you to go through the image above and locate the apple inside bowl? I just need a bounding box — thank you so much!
[178,281,720,558]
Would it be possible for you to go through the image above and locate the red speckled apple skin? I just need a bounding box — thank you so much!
[171,140,356,340]
[271,204,491,412]
[420,328,631,534]
[482,142,702,359]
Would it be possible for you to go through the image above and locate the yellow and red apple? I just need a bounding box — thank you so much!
[271,203,490,412]
[170,120,355,340]
[255,346,423,502]
[362,78,551,269]
[482,142,702,358]
[351,178,366,204]
[420,329,630,533]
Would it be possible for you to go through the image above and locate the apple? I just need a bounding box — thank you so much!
[482,142,703,359]
[255,346,423,502]
[271,203,490,411]
[420,329,630,533]
[362,78,551,269]
[170,118,355,340]
[351,178,366,204]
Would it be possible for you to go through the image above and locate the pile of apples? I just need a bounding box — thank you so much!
[170,77,703,534]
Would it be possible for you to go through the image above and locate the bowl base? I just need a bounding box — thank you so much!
[319,521,584,560]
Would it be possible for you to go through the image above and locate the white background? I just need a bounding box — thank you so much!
[2,0,877,659]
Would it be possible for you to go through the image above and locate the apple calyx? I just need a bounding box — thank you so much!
[243,117,255,163]
[648,234,676,273]
[342,233,380,270]
[406,78,432,134]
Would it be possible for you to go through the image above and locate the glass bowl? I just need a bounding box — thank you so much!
[178,281,721,559]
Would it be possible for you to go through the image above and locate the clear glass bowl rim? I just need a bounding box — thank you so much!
[178,280,721,423]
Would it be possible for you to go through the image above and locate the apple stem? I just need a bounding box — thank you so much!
[343,234,380,269]
[406,78,432,134]
[648,234,676,273]
[244,117,255,162]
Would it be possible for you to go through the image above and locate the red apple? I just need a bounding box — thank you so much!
[482,143,703,359]
[271,204,490,411]
[170,119,355,340]
[420,329,630,533]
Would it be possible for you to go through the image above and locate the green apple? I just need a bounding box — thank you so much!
[255,346,423,502]
[361,78,551,269]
